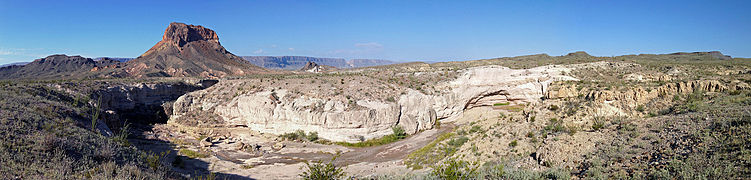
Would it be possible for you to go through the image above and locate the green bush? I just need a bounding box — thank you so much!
[281,130,321,142]
[307,132,319,142]
[300,155,346,180]
[509,140,518,147]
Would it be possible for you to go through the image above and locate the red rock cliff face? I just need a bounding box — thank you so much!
[125,22,266,78]
[162,22,219,47]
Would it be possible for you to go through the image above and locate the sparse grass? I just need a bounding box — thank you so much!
[493,102,510,106]
[405,132,456,169]
[579,90,751,179]
[0,83,166,179]
[179,149,209,159]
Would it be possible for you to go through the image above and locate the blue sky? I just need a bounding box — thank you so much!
[0,0,749,64]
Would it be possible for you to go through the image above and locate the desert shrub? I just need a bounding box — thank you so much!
[446,136,469,148]
[281,130,321,142]
[468,125,482,134]
[477,163,504,179]
[431,158,478,180]
[112,122,130,146]
[300,155,346,180]
[548,105,560,111]
[542,168,572,180]
[592,116,606,131]
[508,140,518,147]
[392,126,407,139]
[307,132,319,142]
[544,118,566,133]
[503,168,542,180]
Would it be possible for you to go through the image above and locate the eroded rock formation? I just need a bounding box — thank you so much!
[170,65,576,142]
[95,80,217,125]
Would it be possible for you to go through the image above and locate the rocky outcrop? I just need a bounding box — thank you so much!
[299,61,336,73]
[95,80,216,125]
[431,65,578,118]
[170,65,576,142]
[125,22,265,78]
[544,79,750,111]
[584,80,747,105]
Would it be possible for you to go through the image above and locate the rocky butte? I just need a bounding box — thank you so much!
[124,22,266,78]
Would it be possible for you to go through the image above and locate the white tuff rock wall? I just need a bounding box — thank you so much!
[171,65,576,142]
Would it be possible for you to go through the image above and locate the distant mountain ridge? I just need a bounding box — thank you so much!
[0,54,122,79]
[94,57,134,62]
[0,62,30,68]
[242,56,395,70]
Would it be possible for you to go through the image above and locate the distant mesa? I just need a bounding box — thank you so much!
[243,56,396,70]
[669,51,732,60]
[124,22,266,78]
[565,51,592,57]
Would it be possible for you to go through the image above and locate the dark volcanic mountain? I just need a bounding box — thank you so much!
[125,22,265,78]
[0,54,121,79]
[242,56,395,70]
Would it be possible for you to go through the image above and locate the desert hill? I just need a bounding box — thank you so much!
[0,54,122,79]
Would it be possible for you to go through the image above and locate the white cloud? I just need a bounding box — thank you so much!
[253,49,265,54]
[288,48,295,51]
[354,42,383,48]
[0,50,12,55]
